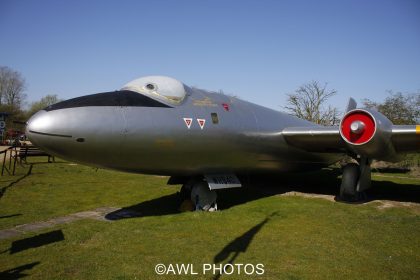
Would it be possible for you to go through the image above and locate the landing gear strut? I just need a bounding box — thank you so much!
[339,157,371,202]
[179,178,217,211]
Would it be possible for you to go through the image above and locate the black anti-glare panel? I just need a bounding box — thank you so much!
[45,90,172,111]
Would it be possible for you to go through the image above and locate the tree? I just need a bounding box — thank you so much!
[0,66,27,131]
[363,91,420,125]
[27,95,61,118]
[0,66,27,109]
[285,81,340,125]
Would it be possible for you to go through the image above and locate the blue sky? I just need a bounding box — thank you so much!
[1,0,419,112]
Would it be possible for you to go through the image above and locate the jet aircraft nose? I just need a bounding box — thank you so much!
[25,100,129,168]
[26,109,72,152]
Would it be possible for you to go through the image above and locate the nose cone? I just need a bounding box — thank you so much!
[26,110,72,151]
[26,110,51,146]
[27,110,52,133]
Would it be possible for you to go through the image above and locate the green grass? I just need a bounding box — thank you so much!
[0,159,419,279]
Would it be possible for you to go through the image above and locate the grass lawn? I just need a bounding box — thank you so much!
[0,158,419,279]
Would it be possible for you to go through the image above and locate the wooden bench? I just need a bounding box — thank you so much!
[18,145,55,163]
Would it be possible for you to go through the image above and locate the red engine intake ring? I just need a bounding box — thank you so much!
[340,110,376,145]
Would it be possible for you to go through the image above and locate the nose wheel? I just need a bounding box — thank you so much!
[191,181,218,211]
[179,178,218,211]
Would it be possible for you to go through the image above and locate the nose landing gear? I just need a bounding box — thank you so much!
[179,178,218,212]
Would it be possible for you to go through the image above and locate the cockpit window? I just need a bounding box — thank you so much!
[121,76,187,105]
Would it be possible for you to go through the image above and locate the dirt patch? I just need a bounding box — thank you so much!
[0,207,121,240]
[280,191,336,202]
[374,200,420,214]
[279,191,420,214]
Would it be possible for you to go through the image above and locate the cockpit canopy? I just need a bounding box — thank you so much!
[121,76,187,105]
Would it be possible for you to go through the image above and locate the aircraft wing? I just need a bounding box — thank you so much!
[282,109,420,161]
[390,125,420,152]
[282,126,346,153]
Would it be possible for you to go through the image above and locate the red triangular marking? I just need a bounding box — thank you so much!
[183,118,193,129]
[197,119,206,129]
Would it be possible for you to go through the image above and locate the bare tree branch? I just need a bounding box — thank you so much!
[284,81,339,125]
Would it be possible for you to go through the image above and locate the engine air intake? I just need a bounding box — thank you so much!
[340,110,376,145]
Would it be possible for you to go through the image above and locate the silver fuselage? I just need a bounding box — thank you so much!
[27,87,341,176]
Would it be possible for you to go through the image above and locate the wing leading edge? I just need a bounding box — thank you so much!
[282,126,346,153]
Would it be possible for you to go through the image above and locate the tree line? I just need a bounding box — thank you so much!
[284,80,419,126]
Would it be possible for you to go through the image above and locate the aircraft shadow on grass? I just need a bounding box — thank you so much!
[105,169,419,220]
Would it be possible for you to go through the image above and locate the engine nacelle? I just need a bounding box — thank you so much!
[339,109,398,161]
